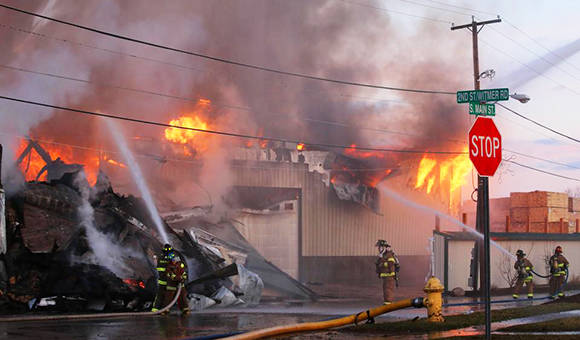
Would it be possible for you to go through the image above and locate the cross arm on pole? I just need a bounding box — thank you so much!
[451,18,502,31]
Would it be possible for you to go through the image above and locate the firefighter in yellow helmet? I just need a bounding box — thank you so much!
[549,246,569,299]
[151,244,189,315]
[512,250,534,299]
[375,240,399,305]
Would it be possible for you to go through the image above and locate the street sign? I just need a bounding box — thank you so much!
[457,88,509,104]
[469,102,495,116]
[469,117,502,177]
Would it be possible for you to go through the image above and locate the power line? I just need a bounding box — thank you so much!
[504,149,580,171]
[391,0,473,17]
[336,0,453,24]
[498,103,580,145]
[506,159,580,183]
[487,25,580,84]
[477,36,580,98]
[422,0,498,17]
[503,18,580,75]
[0,64,465,144]
[0,23,412,108]
[495,115,580,151]
[1,132,412,173]
[0,3,456,96]
[0,95,467,155]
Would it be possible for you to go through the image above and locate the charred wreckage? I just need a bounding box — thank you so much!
[0,143,315,314]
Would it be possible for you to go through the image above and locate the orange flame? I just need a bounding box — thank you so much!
[16,139,99,185]
[414,147,471,208]
[297,143,305,151]
[345,143,386,160]
[415,156,437,189]
[164,115,211,156]
[103,155,127,169]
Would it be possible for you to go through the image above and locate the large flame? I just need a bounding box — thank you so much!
[164,115,211,155]
[414,147,471,205]
[16,139,100,185]
[163,99,213,157]
[415,156,437,191]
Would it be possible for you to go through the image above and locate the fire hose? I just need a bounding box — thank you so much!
[443,268,569,307]
[0,284,183,323]
[213,298,425,340]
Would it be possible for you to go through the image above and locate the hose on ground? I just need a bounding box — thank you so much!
[443,269,569,307]
[0,284,183,322]
[219,298,425,340]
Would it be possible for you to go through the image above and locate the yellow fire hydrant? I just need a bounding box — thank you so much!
[423,276,445,322]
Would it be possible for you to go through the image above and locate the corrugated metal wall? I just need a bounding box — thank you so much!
[235,209,300,279]
[233,160,455,257]
[434,233,446,283]
[447,240,475,290]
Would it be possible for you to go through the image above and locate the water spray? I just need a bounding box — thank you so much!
[105,119,169,244]
[378,184,516,261]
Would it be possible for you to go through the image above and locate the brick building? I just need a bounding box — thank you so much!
[462,191,580,233]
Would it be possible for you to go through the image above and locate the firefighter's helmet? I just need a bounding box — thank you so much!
[162,243,174,255]
[515,249,525,257]
[555,246,563,254]
[375,240,391,248]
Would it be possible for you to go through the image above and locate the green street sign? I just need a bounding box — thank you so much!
[469,102,496,116]
[457,88,509,104]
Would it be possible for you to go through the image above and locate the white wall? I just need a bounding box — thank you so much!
[444,238,579,290]
[234,204,299,279]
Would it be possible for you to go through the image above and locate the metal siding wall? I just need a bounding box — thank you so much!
[233,161,451,257]
[447,241,475,290]
[434,234,445,283]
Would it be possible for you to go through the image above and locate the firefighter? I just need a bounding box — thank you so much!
[375,240,399,305]
[152,243,174,314]
[512,250,534,299]
[549,246,569,299]
[168,254,190,315]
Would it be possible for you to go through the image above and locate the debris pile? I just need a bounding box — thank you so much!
[0,170,269,313]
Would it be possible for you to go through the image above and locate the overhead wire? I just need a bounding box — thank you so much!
[0,3,456,95]
[421,0,498,17]
[335,0,453,24]
[503,149,580,171]
[0,23,414,108]
[0,132,414,173]
[505,160,580,183]
[0,64,465,144]
[498,103,580,145]
[0,95,467,155]
[385,0,580,94]
[503,18,580,74]
[486,25,580,83]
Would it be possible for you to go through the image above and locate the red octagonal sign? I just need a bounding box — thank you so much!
[469,117,502,177]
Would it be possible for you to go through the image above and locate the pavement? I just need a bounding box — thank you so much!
[1,286,578,340]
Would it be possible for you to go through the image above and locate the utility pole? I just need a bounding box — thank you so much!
[452,16,501,340]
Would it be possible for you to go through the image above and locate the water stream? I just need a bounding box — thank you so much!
[378,184,516,260]
[106,119,169,244]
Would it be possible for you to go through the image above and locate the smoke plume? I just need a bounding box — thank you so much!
[0,0,472,207]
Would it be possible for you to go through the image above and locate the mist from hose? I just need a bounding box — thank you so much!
[378,184,517,261]
[105,118,169,244]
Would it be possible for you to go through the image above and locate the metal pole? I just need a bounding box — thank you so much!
[471,19,492,339]
[452,17,501,340]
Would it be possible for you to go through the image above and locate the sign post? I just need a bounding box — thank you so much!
[452,16,503,340]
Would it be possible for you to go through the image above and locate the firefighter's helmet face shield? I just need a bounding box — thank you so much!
[167,252,176,260]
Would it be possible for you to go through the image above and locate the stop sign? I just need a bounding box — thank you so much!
[469,117,502,177]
